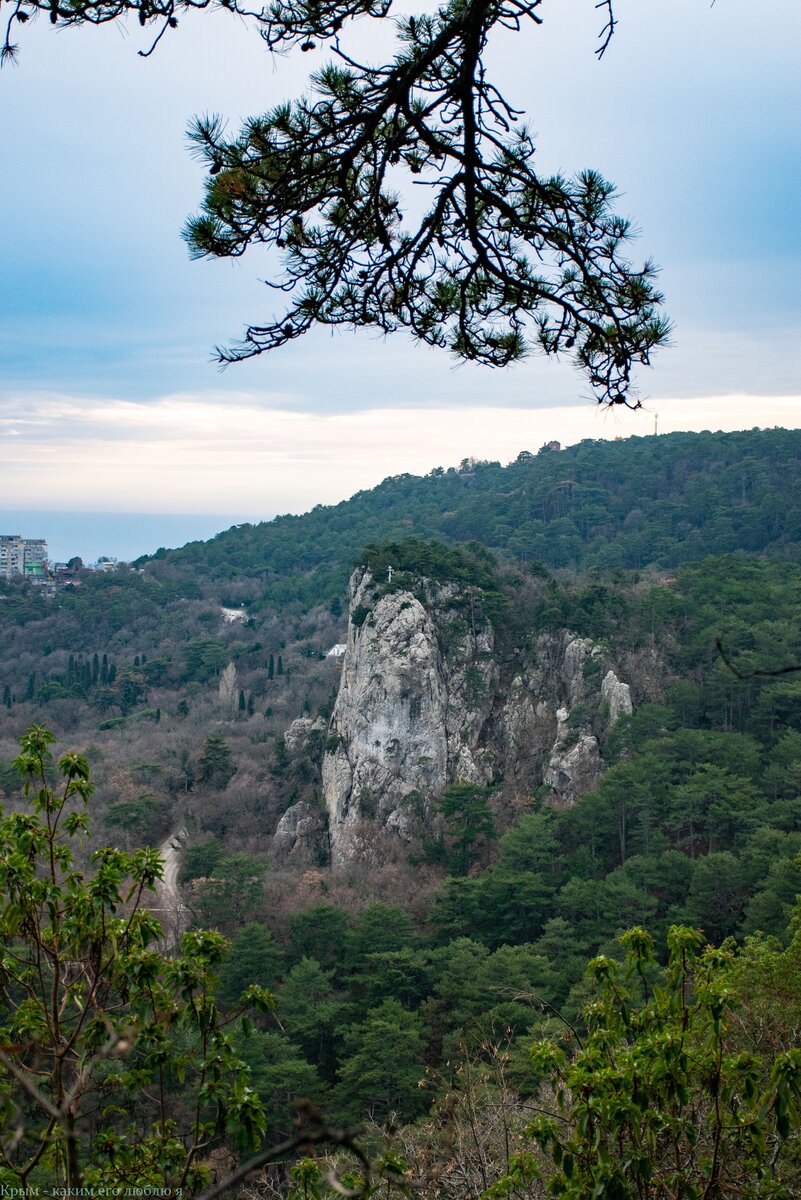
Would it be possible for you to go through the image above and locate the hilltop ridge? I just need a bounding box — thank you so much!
[142,427,801,611]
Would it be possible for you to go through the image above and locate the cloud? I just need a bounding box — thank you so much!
[2,4,799,411]
[1,392,799,517]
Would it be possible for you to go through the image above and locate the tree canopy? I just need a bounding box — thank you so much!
[3,0,669,406]
[0,726,274,1191]
[492,926,801,1199]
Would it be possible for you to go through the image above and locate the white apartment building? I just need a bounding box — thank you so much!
[0,535,23,576]
[0,535,49,578]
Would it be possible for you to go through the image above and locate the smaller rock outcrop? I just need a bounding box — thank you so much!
[601,669,633,725]
[284,715,327,752]
[537,641,633,805]
[271,801,328,866]
[542,706,604,806]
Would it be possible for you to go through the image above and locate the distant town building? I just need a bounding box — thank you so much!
[23,539,48,577]
[326,643,347,658]
[0,535,49,579]
[0,535,23,576]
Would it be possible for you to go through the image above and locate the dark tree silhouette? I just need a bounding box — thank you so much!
[3,0,669,406]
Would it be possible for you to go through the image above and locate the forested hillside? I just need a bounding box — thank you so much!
[3,428,801,1193]
[143,427,801,609]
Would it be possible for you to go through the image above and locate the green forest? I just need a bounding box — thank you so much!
[145,427,801,608]
[3,429,801,1195]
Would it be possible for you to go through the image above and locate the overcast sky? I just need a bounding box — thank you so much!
[1,0,799,532]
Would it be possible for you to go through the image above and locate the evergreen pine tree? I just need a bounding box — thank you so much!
[196,734,235,788]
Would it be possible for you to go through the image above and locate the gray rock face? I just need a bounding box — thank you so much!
[321,569,497,866]
[284,716,326,752]
[311,570,634,865]
[536,636,611,805]
[542,705,603,806]
[271,801,328,865]
[495,633,615,806]
[601,669,633,725]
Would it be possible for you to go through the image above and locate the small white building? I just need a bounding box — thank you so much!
[326,643,347,658]
[221,606,248,623]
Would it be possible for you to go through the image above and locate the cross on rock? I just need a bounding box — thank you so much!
[387,565,394,582]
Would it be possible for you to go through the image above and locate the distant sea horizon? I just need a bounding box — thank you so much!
[0,510,268,565]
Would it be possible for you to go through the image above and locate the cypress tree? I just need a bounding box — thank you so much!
[268,654,275,680]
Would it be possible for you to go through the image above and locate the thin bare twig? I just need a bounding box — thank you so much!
[715,638,801,680]
[195,1122,369,1200]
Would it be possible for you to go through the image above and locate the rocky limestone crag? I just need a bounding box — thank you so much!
[320,568,497,866]
[315,568,633,866]
[538,637,633,805]
[283,715,327,753]
[271,801,328,866]
[602,668,634,724]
